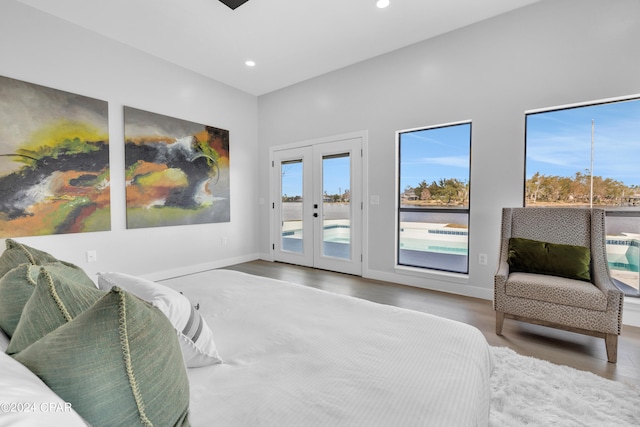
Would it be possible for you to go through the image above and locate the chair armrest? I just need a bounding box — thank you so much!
[591,252,623,297]
[592,266,624,334]
[494,263,508,288]
[493,258,510,311]
[494,237,510,288]
[592,273,624,311]
[495,260,509,280]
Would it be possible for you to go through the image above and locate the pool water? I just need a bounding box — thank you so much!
[283,222,640,290]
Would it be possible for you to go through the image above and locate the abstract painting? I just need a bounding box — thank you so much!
[124,107,230,229]
[0,76,110,238]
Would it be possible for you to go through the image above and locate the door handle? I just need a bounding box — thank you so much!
[313,213,318,217]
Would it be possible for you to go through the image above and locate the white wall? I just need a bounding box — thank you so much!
[3,1,640,324]
[257,0,640,303]
[0,1,259,281]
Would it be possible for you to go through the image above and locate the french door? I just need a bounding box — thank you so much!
[272,138,362,275]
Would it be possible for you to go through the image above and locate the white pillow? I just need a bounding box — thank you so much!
[0,352,88,426]
[96,271,222,368]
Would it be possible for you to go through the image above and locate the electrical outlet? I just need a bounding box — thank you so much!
[86,250,97,263]
[478,253,488,265]
[221,237,228,246]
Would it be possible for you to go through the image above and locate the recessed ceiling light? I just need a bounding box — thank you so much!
[245,60,256,67]
[376,0,390,8]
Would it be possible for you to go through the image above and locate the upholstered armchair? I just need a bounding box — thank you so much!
[494,207,624,363]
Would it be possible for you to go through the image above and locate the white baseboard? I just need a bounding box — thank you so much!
[258,252,273,261]
[364,268,494,301]
[142,253,260,282]
[623,297,640,328]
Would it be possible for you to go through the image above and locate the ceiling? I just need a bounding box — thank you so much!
[17,0,540,96]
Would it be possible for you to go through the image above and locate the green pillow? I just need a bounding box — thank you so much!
[13,287,190,427]
[0,239,59,279]
[7,266,106,354]
[0,262,97,338]
[508,237,591,281]
[0,264,39,337]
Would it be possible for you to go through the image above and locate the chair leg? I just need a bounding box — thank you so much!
[605,334,618,364]
[495,311,504,336]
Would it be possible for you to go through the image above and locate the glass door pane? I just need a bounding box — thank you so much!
[281,160,304,254]
[273,136,361,276]
[322,153,350,259]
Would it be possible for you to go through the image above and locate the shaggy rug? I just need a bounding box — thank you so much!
[490,347,640,426]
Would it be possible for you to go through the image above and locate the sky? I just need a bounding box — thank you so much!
[281,156,350,197]
[282,98,640,197]
[399,123,471,191]
[281,161,303,197]
[526,98,640,187]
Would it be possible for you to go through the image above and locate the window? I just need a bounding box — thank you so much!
[525,97,640,296]
[397,122,471,274]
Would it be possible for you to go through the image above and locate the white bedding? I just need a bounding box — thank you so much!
[161,269,494,427]
[0,331,88,426]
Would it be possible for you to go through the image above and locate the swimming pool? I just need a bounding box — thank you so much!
[283,222,639,290]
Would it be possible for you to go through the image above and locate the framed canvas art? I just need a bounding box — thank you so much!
[0,76,110,238]
[124,106,230,229]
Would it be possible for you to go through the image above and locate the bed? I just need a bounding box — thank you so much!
[0,242,493,427]
[165,269,495,427]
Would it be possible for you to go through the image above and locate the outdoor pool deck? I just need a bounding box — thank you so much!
[280,219,639,291]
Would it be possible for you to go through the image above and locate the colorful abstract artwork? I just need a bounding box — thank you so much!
[0,76,110,238]
[124,107,230,229]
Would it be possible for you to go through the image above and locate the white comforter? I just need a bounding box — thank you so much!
[161,269,494,427]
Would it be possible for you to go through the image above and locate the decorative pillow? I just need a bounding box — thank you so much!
[97,271,222,367]
[508,237,592,282]
[12,287,190,427]
[0,239,96,338]
[0,328,8,351]
[7,266,106,355]
[0,238,93,280]
[0,263,39,338]
[0,351,88,426]
[0,260,96,338]
[0,239,59,278]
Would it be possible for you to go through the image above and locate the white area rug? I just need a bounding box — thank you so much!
[490,346,640,426]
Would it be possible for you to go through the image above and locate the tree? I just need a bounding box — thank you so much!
[414,180,429,200]
[427,178,467,205]
[525,170,634,206]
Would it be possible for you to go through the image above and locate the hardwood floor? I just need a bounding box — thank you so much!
[225,260,640,389]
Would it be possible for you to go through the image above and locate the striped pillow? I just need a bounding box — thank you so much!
[182,303,204,344]
[97,271,222,367]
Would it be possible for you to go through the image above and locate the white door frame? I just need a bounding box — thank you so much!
[268,130,368,276]
[272,146,314,267]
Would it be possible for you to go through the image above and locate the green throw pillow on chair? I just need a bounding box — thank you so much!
[508,237,591,281]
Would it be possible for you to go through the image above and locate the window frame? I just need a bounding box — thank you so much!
[523,94,640,297]
[396,120,472,275]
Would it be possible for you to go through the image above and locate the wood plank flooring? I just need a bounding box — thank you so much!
[225,260,640,388]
